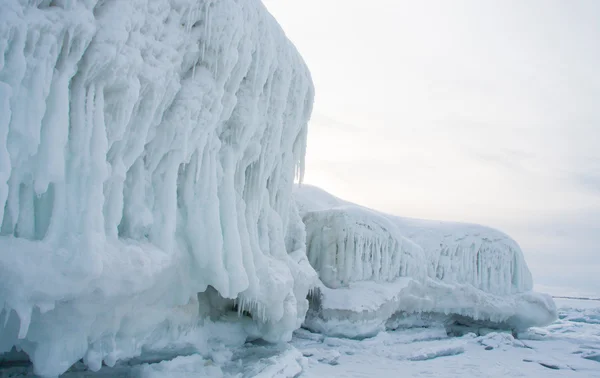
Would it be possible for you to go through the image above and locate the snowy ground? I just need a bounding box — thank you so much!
[0,298,598,377]
[294,297,600,378]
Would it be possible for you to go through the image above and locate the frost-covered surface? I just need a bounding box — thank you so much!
[294,185,556,337]
[1,298,597,377]
[0,0,315,376]
[304,278,556,339]
[293,298,600,377]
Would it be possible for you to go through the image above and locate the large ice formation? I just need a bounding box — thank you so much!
[0,0,316,376]
[0,0,557,375]
[295,185,557,338]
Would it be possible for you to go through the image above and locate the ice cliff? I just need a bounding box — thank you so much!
[0,0,315,376]
[295,186,557,338]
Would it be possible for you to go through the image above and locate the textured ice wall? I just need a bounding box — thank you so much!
[296,185,532,295]
[0,0,315,376]
[303,208,427,289]
[391,217,533,295]
[295,185,554,337]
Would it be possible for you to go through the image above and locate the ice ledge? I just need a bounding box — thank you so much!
[304,278,557,339]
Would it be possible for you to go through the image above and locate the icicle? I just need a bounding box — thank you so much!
[0,83,11,228]
[206,1,212,68]
[201,1,209,62]
[3,306,11,329]
[15,305,32,339]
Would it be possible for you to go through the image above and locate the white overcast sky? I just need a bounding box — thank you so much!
[264,0,600,296]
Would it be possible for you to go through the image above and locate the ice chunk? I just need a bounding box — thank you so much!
[407,344,465,361]
[244,347,306,378]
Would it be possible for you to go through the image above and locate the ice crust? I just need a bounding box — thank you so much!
[295,185,557,338]
[0,0,315,376]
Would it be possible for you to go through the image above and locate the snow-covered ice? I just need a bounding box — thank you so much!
[295,185,556,338]
[0,0,315,376]
[303,277,556,339]
[292,298,600,378]
[295,185,533,294]
[1,298,597,377]
[0,0,572,376]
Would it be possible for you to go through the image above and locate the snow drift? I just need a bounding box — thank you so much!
[294,185,557,338]
[0,0,315,376]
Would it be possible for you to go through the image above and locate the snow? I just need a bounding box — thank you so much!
[295,185,556,337]
[0,0,315,376]
[136,346,305,378]
[0,294,598,378]
[135,355,225,378]
[292,298,600,377]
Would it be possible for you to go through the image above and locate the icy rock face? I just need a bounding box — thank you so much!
[295,185,556,338]
[0,0,315,376]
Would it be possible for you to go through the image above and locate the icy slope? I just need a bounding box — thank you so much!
[0,0,315,376]
[295,185,556,337]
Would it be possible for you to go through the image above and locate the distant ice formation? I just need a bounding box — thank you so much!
[295,185,557,338]
[0,0,315,376]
